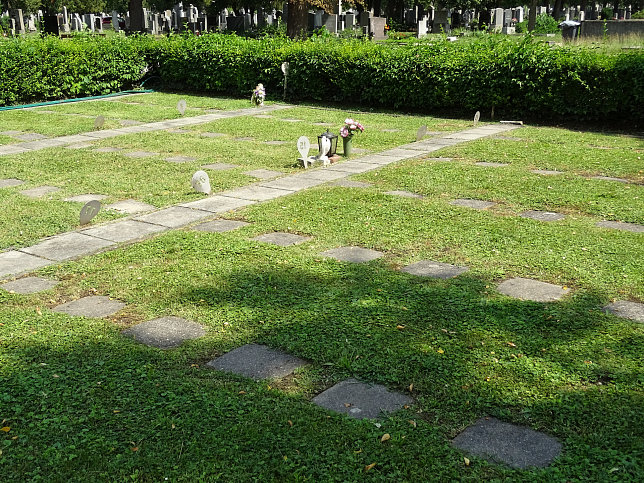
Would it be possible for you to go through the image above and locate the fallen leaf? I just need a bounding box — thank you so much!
[507,342,517,347]
[288,420,293,427]
[380,433,390,443]
[239,391,246,395]
[1,427,10,432]
[36,307,42,316]
[396,325,405,330]
[344,403,351,408]
[464,457,471,466]
[408,383,413,392]
[354,449,362,454]
[171,424,176,429]
[131,447,138,452]
[437,348,444,354]
[408,420,417,428]
[364,463,377,472]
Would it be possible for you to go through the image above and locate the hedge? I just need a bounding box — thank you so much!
[1,33,643,124]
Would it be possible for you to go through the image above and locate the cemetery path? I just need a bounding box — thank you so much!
[0,120,520,279]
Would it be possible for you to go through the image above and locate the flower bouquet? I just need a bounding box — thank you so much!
[340,118,364,157]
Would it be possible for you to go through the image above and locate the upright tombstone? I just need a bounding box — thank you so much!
[359,11,370,29]
[191,171,211,195]
[345,12,355,29]
[369,16,387,40]
[492,7,504,31]
[417,16,429,36]
[515,6,524,23]
[80,201,101,225]
[432,9,449,33]
[111,10,119,32]
[322,13,338,33]
[84,14,95,33]
[177,99,187,116]
[10,9,26,35]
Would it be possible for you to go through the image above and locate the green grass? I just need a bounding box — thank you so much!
[0,93,642,481]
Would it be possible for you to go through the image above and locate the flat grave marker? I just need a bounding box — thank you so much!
[207,344,306,380]
[193,219,250,232]
[19,186,60,198]
[401,260,468,279]
[245,169,283,180]
[603,300,644,323]
[321,246,384,263]
[520,210,565,222]
[0,179,25,189]
[252,232,311,247]
[497,277,570,302]
[53,295,125,318]
[450,199,496,210]
[122,316,205,349]
[385,190,423,199]
[106,199,155,214]
[1,276,59,294]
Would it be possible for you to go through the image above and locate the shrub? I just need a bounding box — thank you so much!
[534,13,560,34]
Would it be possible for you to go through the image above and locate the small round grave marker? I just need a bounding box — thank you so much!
[94,115,105,130]
[297,136,311,159]
[281,62,290,75]
[474,111,481,125]
[177,99,187,116]
[191,170,211,194]
[80,200,101,225]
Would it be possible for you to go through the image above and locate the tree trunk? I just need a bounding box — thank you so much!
[528,0,537,31]
[287,1,308,39]
[128,0,144,32]
[552,0,563,19]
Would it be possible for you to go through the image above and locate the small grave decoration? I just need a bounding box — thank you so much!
[251,84,265,107]
[340,118,364,157]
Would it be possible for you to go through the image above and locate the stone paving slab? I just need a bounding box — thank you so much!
[124,150,159,158]
[20,186,60,198]
[95,147,124,153]
[591,176,628,183]
[53,295,126,318]
[112,125,154,134]
[21,232,115,261]
[165,155,198,163]
[385,190,423,199]
[252,232,312,246]
[0,130,23,135]
[82,129,122,139]
[64,193,108,203]
[200,132,228,138]
[0,251,53,278]
[19,139,69,150]
[122,316,206,349]
[401,260,468,279]
[134,206,212,228]
[476,162,508,167]
[119,119,142,126]
[325,161,382,174]
[179,195,255,213]
[0,145,29,155]
[65,143,94,150]
[532,169,563,176]
[14,133,49,141]
[378,148,422,159]
[106,199,156,214]
[397,142,444,152]
[330,179,372,188]
[321,246,384,263]
[81,220,168,243]
[261,175,326,191]
[296,169,348,182]
[353,154,398,165]
[444,132,486,141]
[0,179,25,188]
[520,210,565,222]
[603,300,644,323]
[450,199,496,210]
[222,185,293,202]
[264,140,288,145]
[595,221,644,233]
[193,219,250,232]
[207,343,307,379]
[235,136,255,141]
[312,378,413,420]
[167,128,190,134]
[427,157,454,162]
[452,417,562,469]
[1,276,59,294]
[57,134,99,144]
[497,277,570,302]
[245,169,283,180]
[202,163,238,171]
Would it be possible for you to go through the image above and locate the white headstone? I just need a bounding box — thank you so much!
[281,62,289,75]
[191,170,211,194]
[94,115,105,129]
[416,125,428,141]
[474,111,481,125]
[80,200,101,225]
[177,99,187,115]
[297,136,311,159]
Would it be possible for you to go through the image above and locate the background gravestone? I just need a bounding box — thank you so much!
[80,200,101,225]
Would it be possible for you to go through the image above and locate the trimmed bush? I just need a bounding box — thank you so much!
[1,34,643,124]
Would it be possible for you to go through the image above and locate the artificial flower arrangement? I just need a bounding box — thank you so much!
[251,83,265,106]
[340,118,365,138]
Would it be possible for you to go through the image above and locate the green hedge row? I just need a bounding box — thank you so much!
[2,34,643,124]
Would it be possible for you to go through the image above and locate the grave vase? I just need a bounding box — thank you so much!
[342,135,353,157]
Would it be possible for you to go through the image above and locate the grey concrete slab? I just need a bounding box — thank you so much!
[263,140,288,145]
[450,199,496,210]
[325,162,382,174]
[0,178,25,188]
[330,179,372,188]
[122,316,206,349]
[179,195,255,213]
[53,295,126,318]
[592,176,628,183]
[235,136,255,141]
[193,219,250,232]
[353,154,397,165]
[378,148,421,159]
[56,135,108,144]
[166,128,190,134]
[207,344,306,380]
[297,169,347,182]
[245,169,283,180]
[261,176,326,191]
[222,186,293,201]
[444,132,485,140]
[81,220,168,243]
[18,139,69,150]
[0,250,53,278]
[0,145,30,155]
[476,162,509,167]
[254,114,274,119]
[124,150,159,158]
[1,276,59,294]
[603,300,644,323]
[312,378,412,419]
[532,169,563,176]
[252,232,312,246]
[385,190,423,199]
[497,277,570,302]
[20,185,60,198]
[112,125,155,134]
[21,232,115,261]
[105,199,156,214]
[452,417,562,469]
[401,260,468,279]
[202,163,238,171]
[165,155,198,163]
[321,246,384,263]
[520,211,565,222]
[119,119,142,126]
[94,147,123,153]
[427,157,454,162]
[596,220,644,233]
[200,132,228,138]
[82,129,122,139]
[64,143,94,150]
[64,194,108,203]
[13,133,48,141]
[0,130,23,135]
[134,206,212,228]
[397,143,444,153]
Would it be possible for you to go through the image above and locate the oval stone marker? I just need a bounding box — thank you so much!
[177,99,187,116]
[474,111,481,125]
[94,115,105,129]
[191,170,211,194]
[281,62,289,75]
[80,200,101,225]
[416,125,428,141]
[297,136,310,159]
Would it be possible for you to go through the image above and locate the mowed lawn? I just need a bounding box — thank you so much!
[1,95,642,481]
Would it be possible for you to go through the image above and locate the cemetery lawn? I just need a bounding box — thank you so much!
[1,97,642,480]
